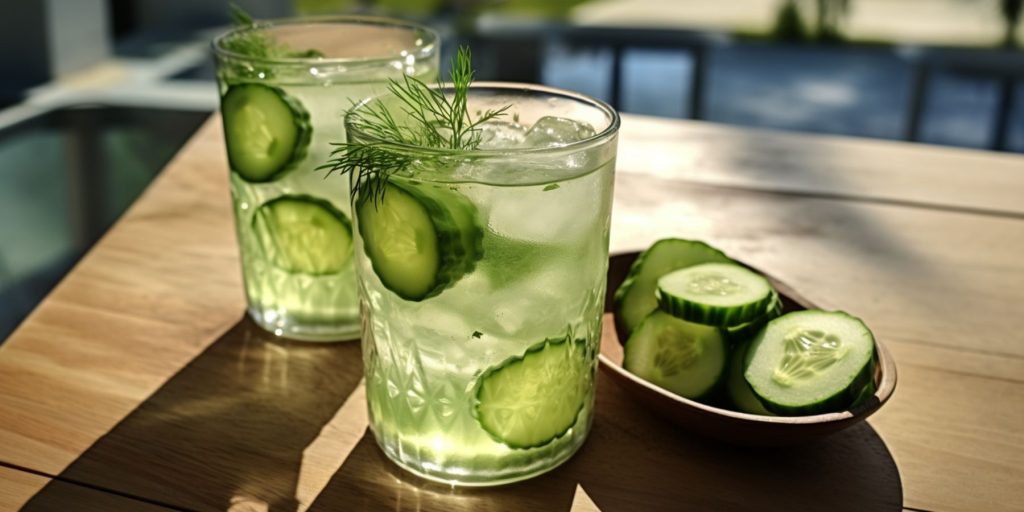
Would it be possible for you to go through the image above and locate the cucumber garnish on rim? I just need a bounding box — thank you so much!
[317,47,505,301]
[253,195,352,275]
[356,182,482,301]
[474,335,592,449]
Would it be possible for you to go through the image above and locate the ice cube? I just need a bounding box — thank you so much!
[522,117,597,148]
[477,120,528,150]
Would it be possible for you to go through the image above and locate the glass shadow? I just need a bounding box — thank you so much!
[308,376,902,512]
[22,316,363,511]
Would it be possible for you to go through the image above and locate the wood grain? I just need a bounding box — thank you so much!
[1,115,1023,510]
[0,466,172,511]
[618,115,1024,217]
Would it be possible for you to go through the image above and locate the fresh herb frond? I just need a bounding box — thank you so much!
[317,142,427,207]
[320,47,510,205]
[228,2,254,26]
[221,4,324,62]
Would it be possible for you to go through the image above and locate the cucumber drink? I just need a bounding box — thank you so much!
[331,75,620,485]
[213,18,439,341]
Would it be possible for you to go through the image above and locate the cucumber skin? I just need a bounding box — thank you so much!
[223,83,312,183]
[758,360,874,416]
[613,239,733,340]
[655,266,775,328]
[253,194,352,276]
[472,336,591,450]
[357,182,483,301]
[746,311,877,416]
[723,292,782,344]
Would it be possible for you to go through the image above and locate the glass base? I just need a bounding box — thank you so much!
[370,423,589,487]
[246,306,360,342]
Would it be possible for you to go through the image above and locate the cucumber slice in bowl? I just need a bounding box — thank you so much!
[253,195,352,275]
[474,336,591,449]
[744,310,876,416]
[623,310,727,401]
[356,182,482,301]
[725,342,775,415]
[613,239,733,338]
[724,292,782,343]
[656,262,774,327]
[221,84,311,182]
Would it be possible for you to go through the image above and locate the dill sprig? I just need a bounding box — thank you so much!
[220,3,324,63]
[319,47,509,205]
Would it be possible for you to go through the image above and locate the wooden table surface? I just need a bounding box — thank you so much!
[1,114,1023,511]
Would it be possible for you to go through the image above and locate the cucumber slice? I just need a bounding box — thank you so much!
[850,379,878,408]
[726,342,775,415]
[744,311,876,415]
[253,195,352,275]
[474,336,591,449]
[623,310,727,400]
[724,292,782,343]
[221,84,311,182]
[656,262,774,327]
[356,182,482,301]
[614,239,733,337]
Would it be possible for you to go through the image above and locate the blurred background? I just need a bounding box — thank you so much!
[0,0,1022,340]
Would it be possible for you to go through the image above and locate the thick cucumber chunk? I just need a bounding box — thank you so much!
[614,239,733,338]
[623,310,727,400]
[744,310,876,415]
[253,195,352,275]
[656,262,774,327]
[474,336,591,449]
[726,342,775,415]
[221,84,311,182]
[356,182,482,301]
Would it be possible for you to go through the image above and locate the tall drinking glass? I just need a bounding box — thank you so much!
[212,17,439,341]
[348,83,620,485]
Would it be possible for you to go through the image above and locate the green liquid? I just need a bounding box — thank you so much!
[360,161,615,484]
[222,74,434,341]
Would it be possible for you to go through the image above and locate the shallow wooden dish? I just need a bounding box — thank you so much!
[599,252,897,446]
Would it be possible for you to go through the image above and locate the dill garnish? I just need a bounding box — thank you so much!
[318,47,509,205]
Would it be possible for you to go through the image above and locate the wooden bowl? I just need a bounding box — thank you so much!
[599,252,897,446]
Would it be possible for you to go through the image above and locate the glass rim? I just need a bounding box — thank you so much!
[211,15,439,67]
[345,81,621,157]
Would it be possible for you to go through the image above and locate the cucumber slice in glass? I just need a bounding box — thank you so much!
[614,239,733,338]
[474,336,591,449]
[356,182,482,301]
[253,195,352,275]
[744,310,876,415]
[221,84,311,182]
[656,262,775,327]
[623,310,727,400]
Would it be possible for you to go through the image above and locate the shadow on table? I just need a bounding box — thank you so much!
[20,316,903,512]
[308,376,903,512]
[21,316,364,511]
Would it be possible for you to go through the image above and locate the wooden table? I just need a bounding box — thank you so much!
[1,114,1022,511]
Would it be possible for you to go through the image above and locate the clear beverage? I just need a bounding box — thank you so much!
[349,84,620,485]
[212,18,439,341]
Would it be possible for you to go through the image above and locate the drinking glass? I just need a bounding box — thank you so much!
[212,17,439,341]
[348,83,620,484]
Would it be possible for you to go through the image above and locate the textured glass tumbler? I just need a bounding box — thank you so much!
[213,17,439,341]
[348,83,620,485]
